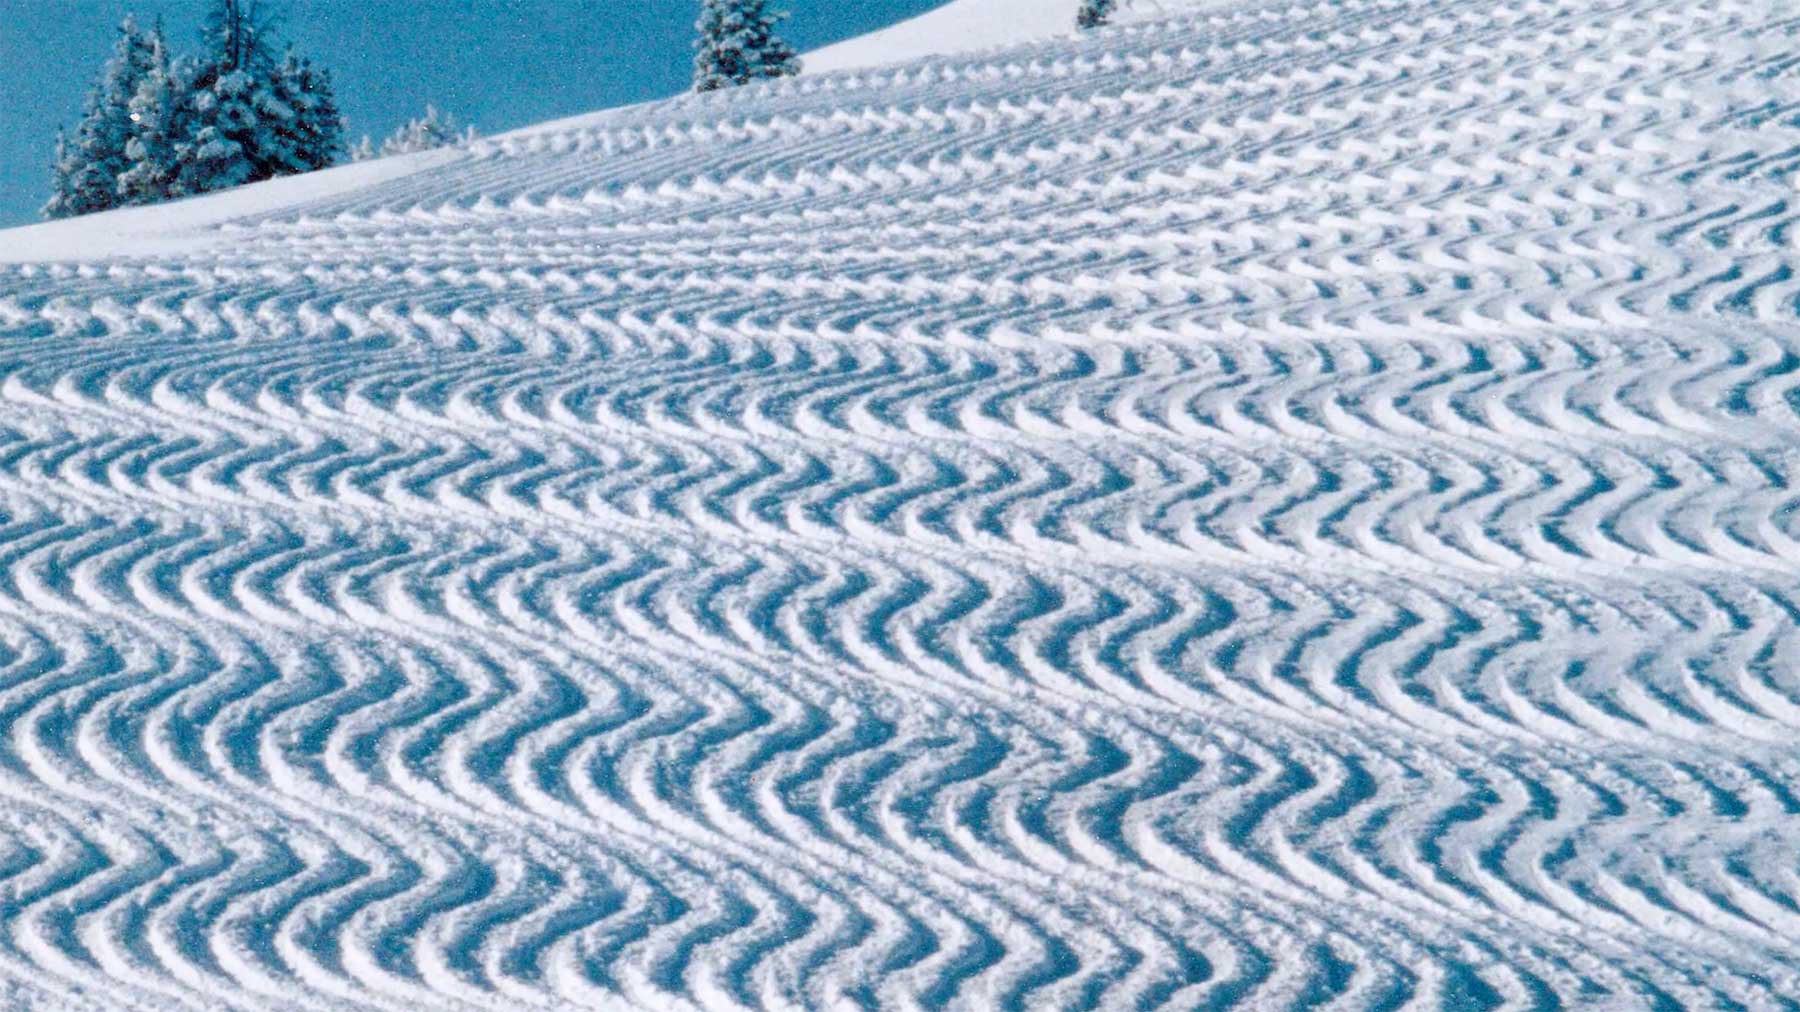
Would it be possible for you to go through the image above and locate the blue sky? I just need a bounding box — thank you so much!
[0,0,945,227]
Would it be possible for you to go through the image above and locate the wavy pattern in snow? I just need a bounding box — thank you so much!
[4,0,1800,1007]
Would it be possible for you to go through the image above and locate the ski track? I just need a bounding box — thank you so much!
[3,0,1800,1007]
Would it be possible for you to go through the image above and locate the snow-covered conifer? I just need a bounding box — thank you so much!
[42,15,159,218]
[693,0,801,93]
[175,67,262,194]
[174,0,322,194]
[349,135,376,162]
[378,105,475,157]
[43,132,89,220]
[1077,0,1118,29]
[203,0,263,76]
[272,51,346,173]
[117,31,188,206]
[247,70,303,179]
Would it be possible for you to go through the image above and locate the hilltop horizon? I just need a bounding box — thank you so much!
[0,0,950,228]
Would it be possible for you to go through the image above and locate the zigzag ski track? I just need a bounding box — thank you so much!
[4,0,1800,1007]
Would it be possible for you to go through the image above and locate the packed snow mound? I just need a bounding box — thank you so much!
[4,0,1800,1008]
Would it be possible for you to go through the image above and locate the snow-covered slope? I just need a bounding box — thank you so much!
[3,0,1800,1008]
[803,0,1086,73]
[803,0,1190,73]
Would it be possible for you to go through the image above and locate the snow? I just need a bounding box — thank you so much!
[802,0,1086,73]
[2,0,1800,1007]
[802,0,1190,73]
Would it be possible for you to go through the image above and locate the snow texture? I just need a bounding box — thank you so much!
[2,0,1800,1007]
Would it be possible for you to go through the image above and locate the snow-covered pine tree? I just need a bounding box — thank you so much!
[247,69,303,179]
[55,0,344,209]
[42,15,159,218]
[272,51,346,173]
[693,0,801,93]
[203,0,262,77]
[348,135,376,162]
[175,66,262,194]
[117,30,188,206]
[174,0,275,194]
[378,105,475,157]
[43,132,87,220]
[1077,0,1118,29]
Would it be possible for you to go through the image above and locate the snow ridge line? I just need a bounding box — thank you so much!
[3,0,1800,1007]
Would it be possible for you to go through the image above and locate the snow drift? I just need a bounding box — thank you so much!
[1,0,1800,1007]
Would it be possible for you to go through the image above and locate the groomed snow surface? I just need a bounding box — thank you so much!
[3,0,1800,1007]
